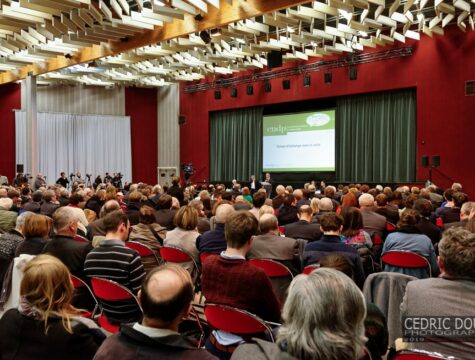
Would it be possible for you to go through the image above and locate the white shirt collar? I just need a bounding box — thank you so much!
[132,323,179,338]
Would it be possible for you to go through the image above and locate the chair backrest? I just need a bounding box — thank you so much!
[74,234,89,243]
[204,303,274,342]
[393,350,453,359]
[125,241,155,257]
[249,259,293,278]
[386,222,397,232]
[302,264,319,275]
[70,274,99,317]
[381,250,431,275]
[90,277,140,305]
[160,246,193,263]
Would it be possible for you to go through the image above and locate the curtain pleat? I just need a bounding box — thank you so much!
[210,107,263,182]
[15,111,132,183]
[336,89,416,183]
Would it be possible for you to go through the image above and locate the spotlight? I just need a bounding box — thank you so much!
[64,53,73,59]
[87,60,98,68]
[230,87,237,97]
[194,14,204,21]
[349,66,357,80]
[214,90,221,100]
[264,81,272,93]
[246,84,253,95]
[282,79,291,90]
[324,73,332,83]
[199,30,211,44]
[303,74,311,87]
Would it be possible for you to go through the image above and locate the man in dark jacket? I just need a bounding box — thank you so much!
[94,264,216,360]
[196,203,234,255]
[284,205,322,242]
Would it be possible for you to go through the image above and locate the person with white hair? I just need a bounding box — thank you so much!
[359,193,386,237]
[0,211,33,263]
[272,185,286,209]
[0,198,17,234]
[196,203,235,255]
[313,197,333,224]
[231,268,367,360]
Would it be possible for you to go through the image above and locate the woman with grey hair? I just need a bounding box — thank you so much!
[231,268,367,360]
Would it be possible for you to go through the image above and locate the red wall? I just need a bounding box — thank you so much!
[0,83,21,182]
[125,87,158,185]
[180,26,475,198]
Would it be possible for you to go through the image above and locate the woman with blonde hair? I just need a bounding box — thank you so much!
[164,206,200,262]
[0,255,104,359]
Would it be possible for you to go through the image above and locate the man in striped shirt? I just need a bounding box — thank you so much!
[84,210,145,324]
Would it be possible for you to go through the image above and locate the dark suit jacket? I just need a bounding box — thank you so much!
[284,220,321,242]
[416,217,441,245]
[167,185,184,205]
[375,207,400,225]
[155,209,177,230]
[43,235,93,279]
[361,209,387,237]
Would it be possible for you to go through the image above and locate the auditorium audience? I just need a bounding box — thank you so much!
[284,205,322,242]
[0,197,17,234]
[155,194,177,230]
[129,205,166,248]
[125,190,143,226]
[0,255,104,360]
[15,214,51,256]
[23,190,42,213]
[374,194,399,225]
[196,203,234,255]
[340,206,373,248]
[272,184,286,209]
[444,201,474,230]
[167,176,184,206]
[381,209,438,279]
[0,211,31,268]
[249,191,266,219]
[231,268,367,360]
[188,198,211,233]
[201,211,280,358]
[87,199,121,240]
[359,194,386,237]
[313,197,333,223]
[276,194,298,225]
[94,264,216,360]
[414,198,441,245]
[401,227,475,359]
[84,189,106,217]
[248,214,302,275]
[84,210,145,324]
[164,206,200,263]
[303,212,365,288]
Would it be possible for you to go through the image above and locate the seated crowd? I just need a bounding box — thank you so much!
[0,176,473,359]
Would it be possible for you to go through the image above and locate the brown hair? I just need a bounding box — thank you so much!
[139,205,157,225]
[225,211,258,249]
[342,192,358,207]
[23,214,52,239]
[397,209,420,228]
[158,195,172,210]
[319,254,354,280]
[128,191,143,203]
[173,206,198,230]
[319,212,343,232]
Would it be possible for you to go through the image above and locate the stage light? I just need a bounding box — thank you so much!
[324,73,332,83]
[230,87,237,97]
[199,30,211,44]
[264,81,272,93]
[349,66,357,80]
[303,74,311,87]
[282,79,291,90]
[246,84,253,95]
[214,90,221,100]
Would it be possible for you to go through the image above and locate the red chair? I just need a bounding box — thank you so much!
[381,250,432,276]
[278,226,285,235]
[90,277,142,333]
[386,222,397,232]
[160,246,199,269]
[74,234,89,243]
[70,274,98,319]
[204,303,276,342]
[393,350,453,359]
[249,259,294,279]
[302,264,319,275]
[125,241,160,266]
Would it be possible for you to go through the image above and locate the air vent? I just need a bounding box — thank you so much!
[466,80,475,96]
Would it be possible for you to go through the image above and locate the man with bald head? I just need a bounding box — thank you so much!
[94,264,216,360]
[359,193,386,237]
[196,203,235,255]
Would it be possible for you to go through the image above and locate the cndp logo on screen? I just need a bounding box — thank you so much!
[265,124,287,135]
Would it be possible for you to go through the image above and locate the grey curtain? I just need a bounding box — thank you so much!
[210,107,263,181]
[336,89,416,183]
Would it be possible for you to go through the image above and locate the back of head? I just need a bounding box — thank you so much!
[319,254,354,280]
[225,211,258,249]
[215,203,235,224]
[453,192,468,208]
[140,264,194,326]
[276,185,285,196]
[342,192,358,207]
[452,182,463,192]
[461,201,475,217]
[43,190,55,202]
[20,254,74,333]
[293,189,303,201]
[128,191,143,203]
[171,176,180,186]
[358,193,375,208]
[310,197,320,214]
[283,194,295,207]
[173,206,198,230]
[340,207,363,237]
[139,205,156,225]
[414,198,433,217]
[324,186,336,198]
[278,268,366,360]
[103,210,129,233]
[0,197,13,210]
[439,227,475,278]
[374,194,387,207]
[397,208,420,228]
[258,205,274,218]
[23,214,52,239]
[100,200,121,218]
[53,207,77,233]
[258,214,279,234]
[32,191,43,202]
[298,205,313,218]
[319,197,333,211]
[252,191,267,208]
[319,212,343,232]
[16,211,34,230]
[158,194,172,210]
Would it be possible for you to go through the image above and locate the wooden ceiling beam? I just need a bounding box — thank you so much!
[0,0,309,84]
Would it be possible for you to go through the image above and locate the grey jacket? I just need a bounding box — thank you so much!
[231,339,297,360]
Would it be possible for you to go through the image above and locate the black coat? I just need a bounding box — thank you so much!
[284,220,322,242]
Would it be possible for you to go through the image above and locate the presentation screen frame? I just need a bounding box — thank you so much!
[262,108,336,173]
